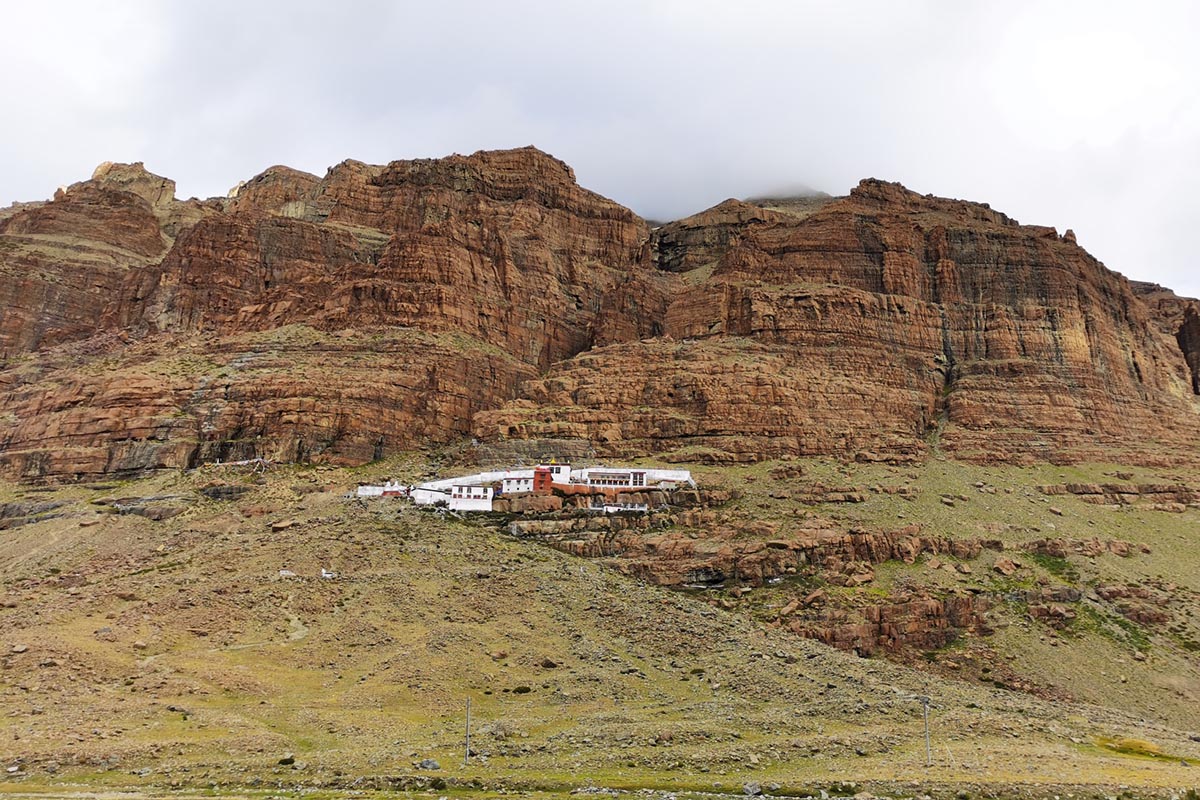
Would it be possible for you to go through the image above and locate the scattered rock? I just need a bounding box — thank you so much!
[993,557,1019,576]
[200,484,251,502]
[416,758,440,770]
[779,598,802,617]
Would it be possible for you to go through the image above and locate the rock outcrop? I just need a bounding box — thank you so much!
[1179,305,1200,395]
[512,514,987,589]
[480,179,1200,466]
[109,147,651,369]
[1,152,1199,479]
[0,162,218,356]
[0,148,650,479]
[0,328,535,481]
[787,591,989,656]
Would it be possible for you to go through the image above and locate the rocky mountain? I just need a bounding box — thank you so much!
[1,148,1197,480]
[5,150,1200,797]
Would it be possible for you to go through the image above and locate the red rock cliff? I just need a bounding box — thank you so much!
[478,179,1200,465]
[1,154,1198,479]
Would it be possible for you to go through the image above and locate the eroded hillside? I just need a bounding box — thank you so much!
[2,457,1199,796]
[1,149,1198,481]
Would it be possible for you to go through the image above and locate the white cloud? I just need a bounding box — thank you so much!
[2,0,1197,298]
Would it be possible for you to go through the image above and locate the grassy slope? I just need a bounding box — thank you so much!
[1,457,1199,797]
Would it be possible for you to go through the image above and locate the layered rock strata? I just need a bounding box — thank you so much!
[0,149,649,479]
[2,151,1199,479]
[0,328,534,481]
[480,180,1200,465]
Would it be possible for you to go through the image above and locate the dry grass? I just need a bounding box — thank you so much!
[2,457,1200,795]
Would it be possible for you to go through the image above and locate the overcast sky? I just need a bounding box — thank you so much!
[3,1,1197,297]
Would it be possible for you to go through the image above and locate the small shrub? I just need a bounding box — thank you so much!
[1097,736,1170,760]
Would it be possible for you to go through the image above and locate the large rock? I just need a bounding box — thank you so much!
[0,148,647,479]
[2,153,1199,479]
[0,162,225,355]
[108,147,652,370]
[480,179,1200,466]
[0,328,534,481]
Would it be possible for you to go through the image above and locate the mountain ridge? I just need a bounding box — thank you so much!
[0,147,1197,481]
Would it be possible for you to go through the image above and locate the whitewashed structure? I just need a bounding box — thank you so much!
[600,502,650,514]
[395,464,695,513]
[449,484,494,512]
[410,468,536,506]
[502,475,535,494]
[356,480,408,498]
[569,467,693,489]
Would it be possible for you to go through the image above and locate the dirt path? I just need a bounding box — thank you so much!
[284,591,309,641]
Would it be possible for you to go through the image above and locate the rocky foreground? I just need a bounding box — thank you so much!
[2,455,1200,798]
[1,148,1198,481]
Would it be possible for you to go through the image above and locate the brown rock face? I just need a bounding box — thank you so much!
[790,592,988,656]
[0,162,216,355]
[110,147,650,369]
[2,153,1199,479]
[649,199,793,273]
[0,329,534,481]
[1130,281,1200,396]
[480,179,1200,465]
[0,148,650,479]
[226,166,322,215]
[1178,305,1200,395]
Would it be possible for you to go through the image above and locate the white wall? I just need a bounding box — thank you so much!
[449,495,494,512]
[541,464,571,483]
[570,467,693,487]
[502,477,534,493]
[413,469,533,505]
[408,464,693,507]
[449,485,493,512]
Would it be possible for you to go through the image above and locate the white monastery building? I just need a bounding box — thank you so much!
[356,464,693,513]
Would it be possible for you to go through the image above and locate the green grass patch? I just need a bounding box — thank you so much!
[1024,552,1079,582]
[1095,736,1178,761]
[1074,605,1152,651]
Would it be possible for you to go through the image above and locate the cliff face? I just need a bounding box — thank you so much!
[0,163,216,355]
[0,149,652,479]
[480,179,1200,465]
[0,328,535,481]
[108,148,650,369]
[1132,281,1200,396]
[0,152,1197,479]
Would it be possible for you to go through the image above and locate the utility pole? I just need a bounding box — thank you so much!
[464,697,472,766]
[899,691,933,767]
[919,694,931,768]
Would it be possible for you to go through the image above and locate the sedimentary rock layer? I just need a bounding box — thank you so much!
[1,150,1198,478]
[0,329,534,481]
[481,179,1200,465]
